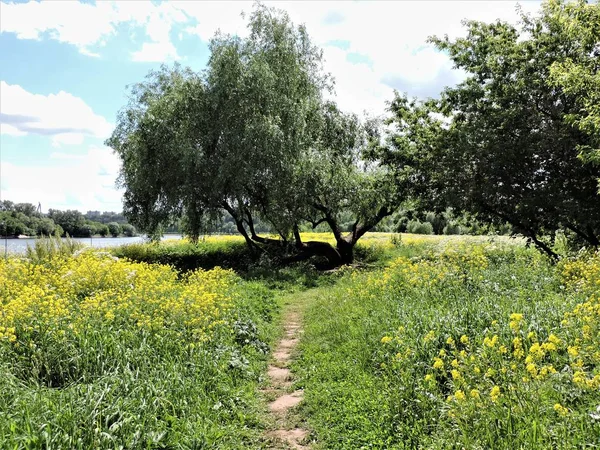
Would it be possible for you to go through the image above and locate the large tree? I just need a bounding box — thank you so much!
[547,0,600,190]
[382,0,600,258]
[107,5,400,267]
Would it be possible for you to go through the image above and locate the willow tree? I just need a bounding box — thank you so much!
[107,4,400,267]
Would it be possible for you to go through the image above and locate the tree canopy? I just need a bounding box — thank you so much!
[108,0,599,263]
[381,0,600,258]
[107,4,401,266]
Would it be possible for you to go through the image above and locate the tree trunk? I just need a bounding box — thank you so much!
[336,238,354,264]
[222,202,257,250]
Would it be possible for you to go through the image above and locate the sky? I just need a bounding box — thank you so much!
[0,0,542,213]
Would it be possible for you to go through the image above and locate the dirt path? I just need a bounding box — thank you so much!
[263,305,309,449]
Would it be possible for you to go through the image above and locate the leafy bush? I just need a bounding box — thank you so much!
[107,222,121,237]
[113,239,254,273]
[443,222,462,235]
[406,220,434,235]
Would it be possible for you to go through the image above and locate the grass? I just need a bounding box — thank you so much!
[0,250,278,449]
[1,232,598,448]
[293,237,600,449]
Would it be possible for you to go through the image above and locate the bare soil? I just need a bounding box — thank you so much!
[264,311,310,449]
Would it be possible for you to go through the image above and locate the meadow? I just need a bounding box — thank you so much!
[0,245,277,449]
[294,236,600,449]
[0,233,598,449]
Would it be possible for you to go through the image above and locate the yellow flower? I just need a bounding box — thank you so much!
[541,342,557,352]
[548,334,561,345]
[470,389,480,399]
[484,335,498,348]
[446,336,455,346]
[433,358,444,370]
[567,346,579,357]
[510,313,523,322]
[451,369,462,380]
[381,336,393,344]
[424,373,434,382]
[509,313,523,332]
[553,403,569,416]
[573,371,586,385]
[451,359,459,368]
[454,390,466,402]
[490,386,501,402]
[423,330,436,343]
[460,335,469,345]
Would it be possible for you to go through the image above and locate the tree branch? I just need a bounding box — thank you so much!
[312,202,343,242]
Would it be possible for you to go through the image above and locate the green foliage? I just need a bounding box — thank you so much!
[0,202,136,239]
[383,0,600,257]
[0,202,62,237]
[107,222,122,238]
[112,240,254,273]
[406,220,434,235]
[443,222,462,235]
[547,0,600,190]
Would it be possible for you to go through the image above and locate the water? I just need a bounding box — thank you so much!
[1,235,183,255]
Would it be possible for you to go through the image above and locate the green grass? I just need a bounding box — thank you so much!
[293,239,600,449]
[3,234,598,449]
[0,252,279,449]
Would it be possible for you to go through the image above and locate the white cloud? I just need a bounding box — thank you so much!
[0,1,117,52]
[131,41,179,62]
[0,81,113,145]
[0,1,543,109]
[1,146,123,212]
[174,0,542,114]
[0,0,188,61]
[0,123,27,137]
[178,1,249,41]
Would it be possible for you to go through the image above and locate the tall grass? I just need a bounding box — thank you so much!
[295,240,600,449]
[25,233,84,263]
[0,251,277,448]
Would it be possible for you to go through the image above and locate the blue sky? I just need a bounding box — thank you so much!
[0,0,541,212]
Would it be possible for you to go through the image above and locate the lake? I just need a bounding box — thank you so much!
[1,235,183,255]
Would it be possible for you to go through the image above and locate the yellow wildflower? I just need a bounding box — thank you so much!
[490,386,501,402]
[553,403,569,416]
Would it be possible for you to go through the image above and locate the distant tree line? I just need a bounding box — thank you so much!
[0,201,136,238]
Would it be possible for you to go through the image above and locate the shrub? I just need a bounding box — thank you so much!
[107,222,121,237]
[443,222,462,235]
[406,220,434,235]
